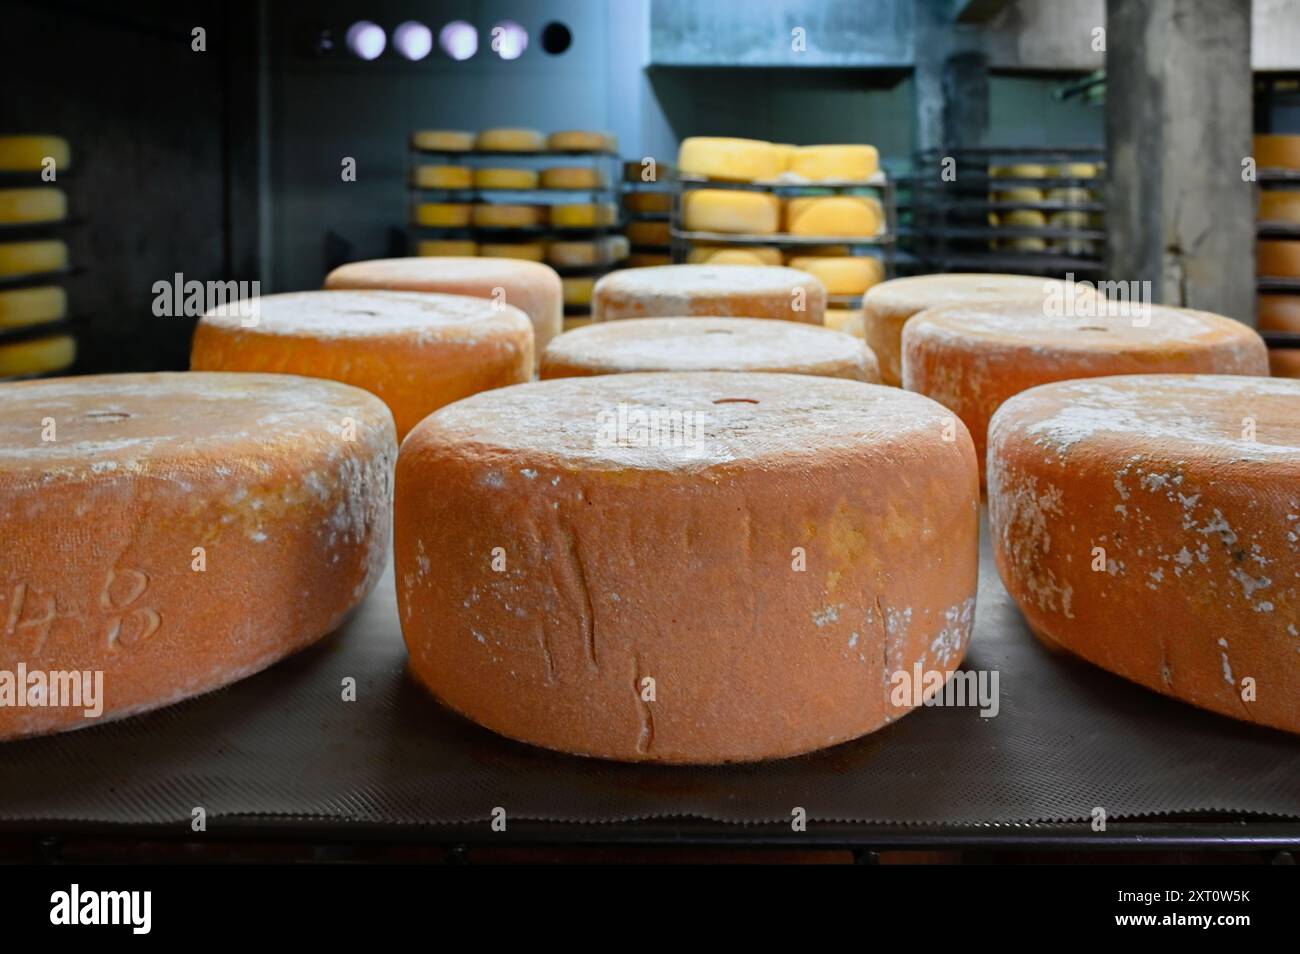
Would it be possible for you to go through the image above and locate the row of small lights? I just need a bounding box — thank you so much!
[343,20,539,62]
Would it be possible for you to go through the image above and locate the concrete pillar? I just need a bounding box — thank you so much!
[1105,0,1255,323]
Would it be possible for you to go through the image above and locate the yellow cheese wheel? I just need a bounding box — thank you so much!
[787,145,879,182]
[412,130,474,151]
[473,204,544,228]
[1046,186,1092,204]
[539,166,605,190]
[325,256,563,368]
[677,137,784,182]
[1259,240,1300,277]
[683,189,780,234]
[547,236,628,267]
[0,135,71,173]
[771,143,796,171]
[416,239,478,257]
[625,252,672,268]
[903,301,1269,481]
[546,130,616,152]
[478,242,547,262]
[1003,163,1050,178]
[623,191,672,214]
[394,371,978,762]
[993,187,1045,204]
[688,246,783,266]
[786,196,883,237]
[541,316,879,382]
[0,188,67,225]
[562,276,595,307]
[989,374,1300,734]
[476,128,545,152]
[823,308,865,338]
[593,264,827,324]
[0,240,68,277]
[0,286,67,328]
[1255,134,1300,170]
[0,371,394,739]
[413,203,472,227]
[626,220,671,246]
[550,202,617,228]
[1056,162,1099,178]
[1002,209,1048,228]
[787,256,884,296]
[412,165,472,189]
[0,334,75,377]
[192,290,533,440]
[1005,237,1049,251]
[473,168,540,190]
[1260,190,1300,224]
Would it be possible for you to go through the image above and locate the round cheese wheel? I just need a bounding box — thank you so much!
[1260,190,1300,224]
[992,187,1045,204]
[0,372,395,739]
[1261,294,1300,379]
[1046,186,1092,205]
[1002,209,1048,228]
[546,236,628,267]
[0,188,67,225]
[625,252,672,268]
[1005,237,1049,252]
[1255,134,1300,170]
[787,256,884,296]
[622,191,672,214]
[1057,162,1099,178]
[411,130,474,151]
[0,335,75,377]
[0,135,71,172]
[0,285,66,328]
[413,203,471,227]
[1259,240,1300,277]
[1003,163,1049,178]
[412,165,472,189]
[593,264,827,325]
[988,374,1300,735]
[473,168,539,190]
[863,273,1092,386]
[562,276,595,307]
[824,308,865,338]
[416,239,478,257]
[395,372,979,762]
[785,196,882,237]
[191,291,533,439]
[550,202,617,228]
[478,241,546,262]
[677,137,784,182]
[326,256,563,362]
[787,145,879,182]
[626,220,671,246]
[539,166,605,190]
[476,128,545,152]
[903,301,1270,483]
[473,204,543,228]
[546,130,616,153]
[540,316,879,382]
[0,239,68,277]
[683,189,780,234]
[688,245,783,266]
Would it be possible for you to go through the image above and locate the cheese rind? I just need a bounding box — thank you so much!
[546,130,615,153]
[785,196,883,237]
[413,203,471,227]
[473,204,543,228]
[787,256,884,296]
[0,188,67,224]
[683,189,780,234]
[787,145,879,182]
[0,371,395,739]
[478,242,546,262]
[902,301,1270,482]
[540,316,880,381]
[687,246,783,266]
[395,371,979,762]
[550,202,617,228]
[325,256,563,365]
[473,168,539,190]
[476,128,545,152]
[546,236,628,267]
[626,220,671,246]
[412,165,472,189]
[593,264,827,325]
[1260,191,1300,224]
[191,290,533,439]
[622,191,672,214]
[1259,240,1300,277]
[0,335,75,377]
[416,240,478,257]
[0,135,71,172]
[0,240,68,277]
[988,374,1300,735]
[0,285,66,328]
[677,137,784,182]
[539,167,605,190]
[1255,134,1300,170]
[411,130,474,151]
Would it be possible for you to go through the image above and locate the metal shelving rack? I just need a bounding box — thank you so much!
[1254,74,1300,355]
[620,158,674,266]
[910,146,1106,278]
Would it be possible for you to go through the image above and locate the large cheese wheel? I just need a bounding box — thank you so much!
[593,264,827,325]
[395,372,979,762]
[546,236,628,267]
[677,137,784,182]
[1255,134,1300,170]
[411,130,474,151]
[1259,240,1300,277]
[550,202,617,228]
[787,145,879,182]
[0,285,66,328]
[682,189,780,234]
[0,240,68,277]
[902,301,1269,483]
[988,374,1300,735]
[862,273,1093,386]
[0,135,71,172]
[191,290,533,439]
[687,245,783,266]
[416,239,478,257]
[540,316,879,382]
[473,204,543,228]
[1260,190,1300,224]
[324,256,563,364]
[0,188,66,224]
[539,166,604,190]
[546,130,616,153]
[786,196,883,237]
[626,220,671,246]
[0,335,75,377]
[622,191,672,214]
[0,372,395,739]
[412,165,472,189]
[473,168,539,190]
[787,256,884,296]
[413,203,471,228]
[476,128,545,152]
